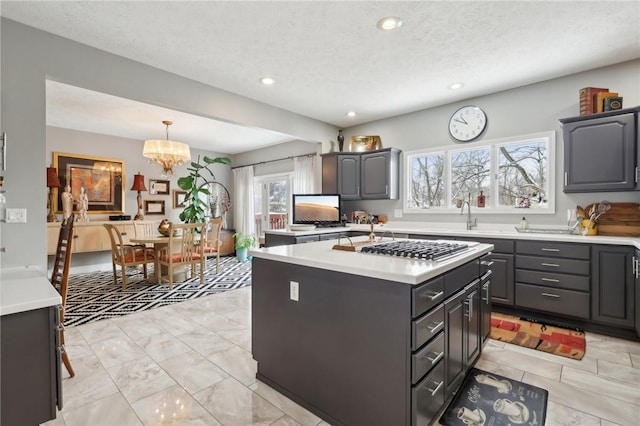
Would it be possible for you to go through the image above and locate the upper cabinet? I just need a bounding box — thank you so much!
[322,148,401,200]
[560,107,640,193]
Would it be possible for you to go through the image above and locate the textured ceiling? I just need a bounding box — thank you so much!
[3,1,640,153]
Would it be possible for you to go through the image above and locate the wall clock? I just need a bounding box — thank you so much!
[448,105,487,142]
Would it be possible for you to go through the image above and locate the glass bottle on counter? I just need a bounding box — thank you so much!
[477,190,485,208]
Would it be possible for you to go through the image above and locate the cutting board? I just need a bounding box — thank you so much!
[579,202,640,236]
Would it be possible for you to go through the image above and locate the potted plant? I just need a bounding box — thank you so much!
[177,155,231,224]
[233,232,257,262]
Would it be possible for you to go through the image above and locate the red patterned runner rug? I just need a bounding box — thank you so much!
[490,312,586,360]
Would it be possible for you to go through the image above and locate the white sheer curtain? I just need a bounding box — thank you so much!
[293,155,320,194]
[233,166,255,236]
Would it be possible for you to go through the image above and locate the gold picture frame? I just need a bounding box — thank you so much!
[53,152,125,214]
[149,179,170,195]
[349,135,382,152]
[173,189,187,208]
[144,200,165,215]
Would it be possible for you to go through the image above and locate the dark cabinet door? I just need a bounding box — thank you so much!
[338,155,360,199]
[488,253,514,306]
[360,150,399,199]
[635,249,640,337]
[480,274,492,343]
[464,281,481,367]
[444,289,466,398]
[592,245,635,327]
[562,112,636,192]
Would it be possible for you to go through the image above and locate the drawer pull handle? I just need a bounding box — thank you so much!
[426,351,444,365]
[480,260,494,266]
[541,277,560,283]
[541,292,560,298]
[541,263,559,267]
[541,248,560,252]
[422,290,444,301]
[426,380,444,396]
[427,321,444,333]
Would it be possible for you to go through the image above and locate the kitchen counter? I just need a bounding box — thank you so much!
[1,266,61,316]
[266,222,640,247]
[250,236,493,284]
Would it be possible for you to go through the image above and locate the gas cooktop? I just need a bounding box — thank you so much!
[360,239,470,261]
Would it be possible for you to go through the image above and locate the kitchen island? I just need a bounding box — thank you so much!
[250,237,493,426]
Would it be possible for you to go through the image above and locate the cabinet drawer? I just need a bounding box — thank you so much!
[412,277,445,318]
[444,260,479,297]
[516,269,590,292]
[411,359,445,426]
[515,283,590,319]
[412,331,444,384]
[295,235,320,244]
[412,304,444,351]
[516,241,589,260]
[319,232,345,241]
[516,255,590,275]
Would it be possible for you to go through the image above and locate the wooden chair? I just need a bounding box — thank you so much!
[156,222,205,289]
[201,218,223,273]
[50,214,75,378]
[103,223,155,289]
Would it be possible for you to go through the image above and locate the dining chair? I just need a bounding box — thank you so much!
[103,223,155,289]
[133,221,158,240]
[50,214,76,378]
[156,222,205,289]
[201,217,223,273]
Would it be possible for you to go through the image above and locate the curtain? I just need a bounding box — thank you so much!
[293,155,320,194]
[233,166,255,236]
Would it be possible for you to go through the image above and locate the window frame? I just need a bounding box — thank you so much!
[403,131,555,215]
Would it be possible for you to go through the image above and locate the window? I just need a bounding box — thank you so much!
[404,131,555,214]
[254,173,293,236]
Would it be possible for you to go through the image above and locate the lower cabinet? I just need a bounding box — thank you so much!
[488,253,514,306]
[592,245,635,328]
[1,305,62,425]
[480,272,492,343]
[636,248,640,336]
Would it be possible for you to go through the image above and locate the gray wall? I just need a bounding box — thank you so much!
[341,59,640,228]
[234,140,321,176]
[0,18,336,270]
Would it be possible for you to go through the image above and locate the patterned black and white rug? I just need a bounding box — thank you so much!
[65,257,252,327]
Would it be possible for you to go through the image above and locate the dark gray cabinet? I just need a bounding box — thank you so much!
[488,253,514,306]
[635,248,640,337]
[1,305,62,425]
[321,148,400,200]
[480,272,492,343]
[560,107,640,193]
[592,245,635,328]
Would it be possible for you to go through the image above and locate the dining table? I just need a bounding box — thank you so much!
[129,235,189,283]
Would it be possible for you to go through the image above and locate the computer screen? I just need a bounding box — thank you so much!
[292,194,341,225]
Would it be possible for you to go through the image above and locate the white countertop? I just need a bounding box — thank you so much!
[267,222,640,248]
[1,266,61,316]
[250,236,493,285]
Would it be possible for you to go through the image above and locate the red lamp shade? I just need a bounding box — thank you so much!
[46,167,61,188]
[130,173,148,191]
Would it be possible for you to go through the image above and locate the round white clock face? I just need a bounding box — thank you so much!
[449,106,487,142]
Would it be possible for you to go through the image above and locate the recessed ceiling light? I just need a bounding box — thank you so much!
[346,111,357,118]
[377,16,402,31]
[259,77,275,85]
[448,82,464,90]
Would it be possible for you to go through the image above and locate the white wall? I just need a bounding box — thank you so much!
[0,18,337,270]
[341,59,640,228]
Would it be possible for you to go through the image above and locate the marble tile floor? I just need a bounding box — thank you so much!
[43,287,640,426]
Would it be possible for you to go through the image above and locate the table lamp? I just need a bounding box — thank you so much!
[46,166,61,222]
[131,172,148,220]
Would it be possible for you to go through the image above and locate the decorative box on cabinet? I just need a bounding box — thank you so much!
[560,106,640,193]
[321,148,401,200]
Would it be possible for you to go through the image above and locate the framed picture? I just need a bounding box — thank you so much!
[53,152,125,214]
[149,179,170,195]
[144,200,165,215]
[173,189,187,208]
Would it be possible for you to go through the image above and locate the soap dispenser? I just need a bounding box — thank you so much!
[519,216,527,231]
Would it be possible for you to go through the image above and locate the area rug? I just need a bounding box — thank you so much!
[490,312,586,360]
[64,256,252,327]
[440,367,547,426]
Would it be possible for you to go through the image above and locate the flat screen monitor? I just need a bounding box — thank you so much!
[292,194,341,226]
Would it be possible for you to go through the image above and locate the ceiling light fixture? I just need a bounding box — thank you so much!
[448,82,464,90]
[346,111,357,118]
[259,76,275,85]
[143,120,191,177]
[377,16,402,31]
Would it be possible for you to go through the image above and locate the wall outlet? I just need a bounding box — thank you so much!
[5,208,27,223]
[394,209,403,218]
[290,281,299,301]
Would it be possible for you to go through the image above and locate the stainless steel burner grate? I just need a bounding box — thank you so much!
[360,240,469,261]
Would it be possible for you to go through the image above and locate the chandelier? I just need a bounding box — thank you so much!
[143,120,191,177]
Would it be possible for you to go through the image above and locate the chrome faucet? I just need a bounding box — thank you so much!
[460,193,477,230]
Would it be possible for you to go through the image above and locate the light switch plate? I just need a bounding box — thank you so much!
[5,208,27,223]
